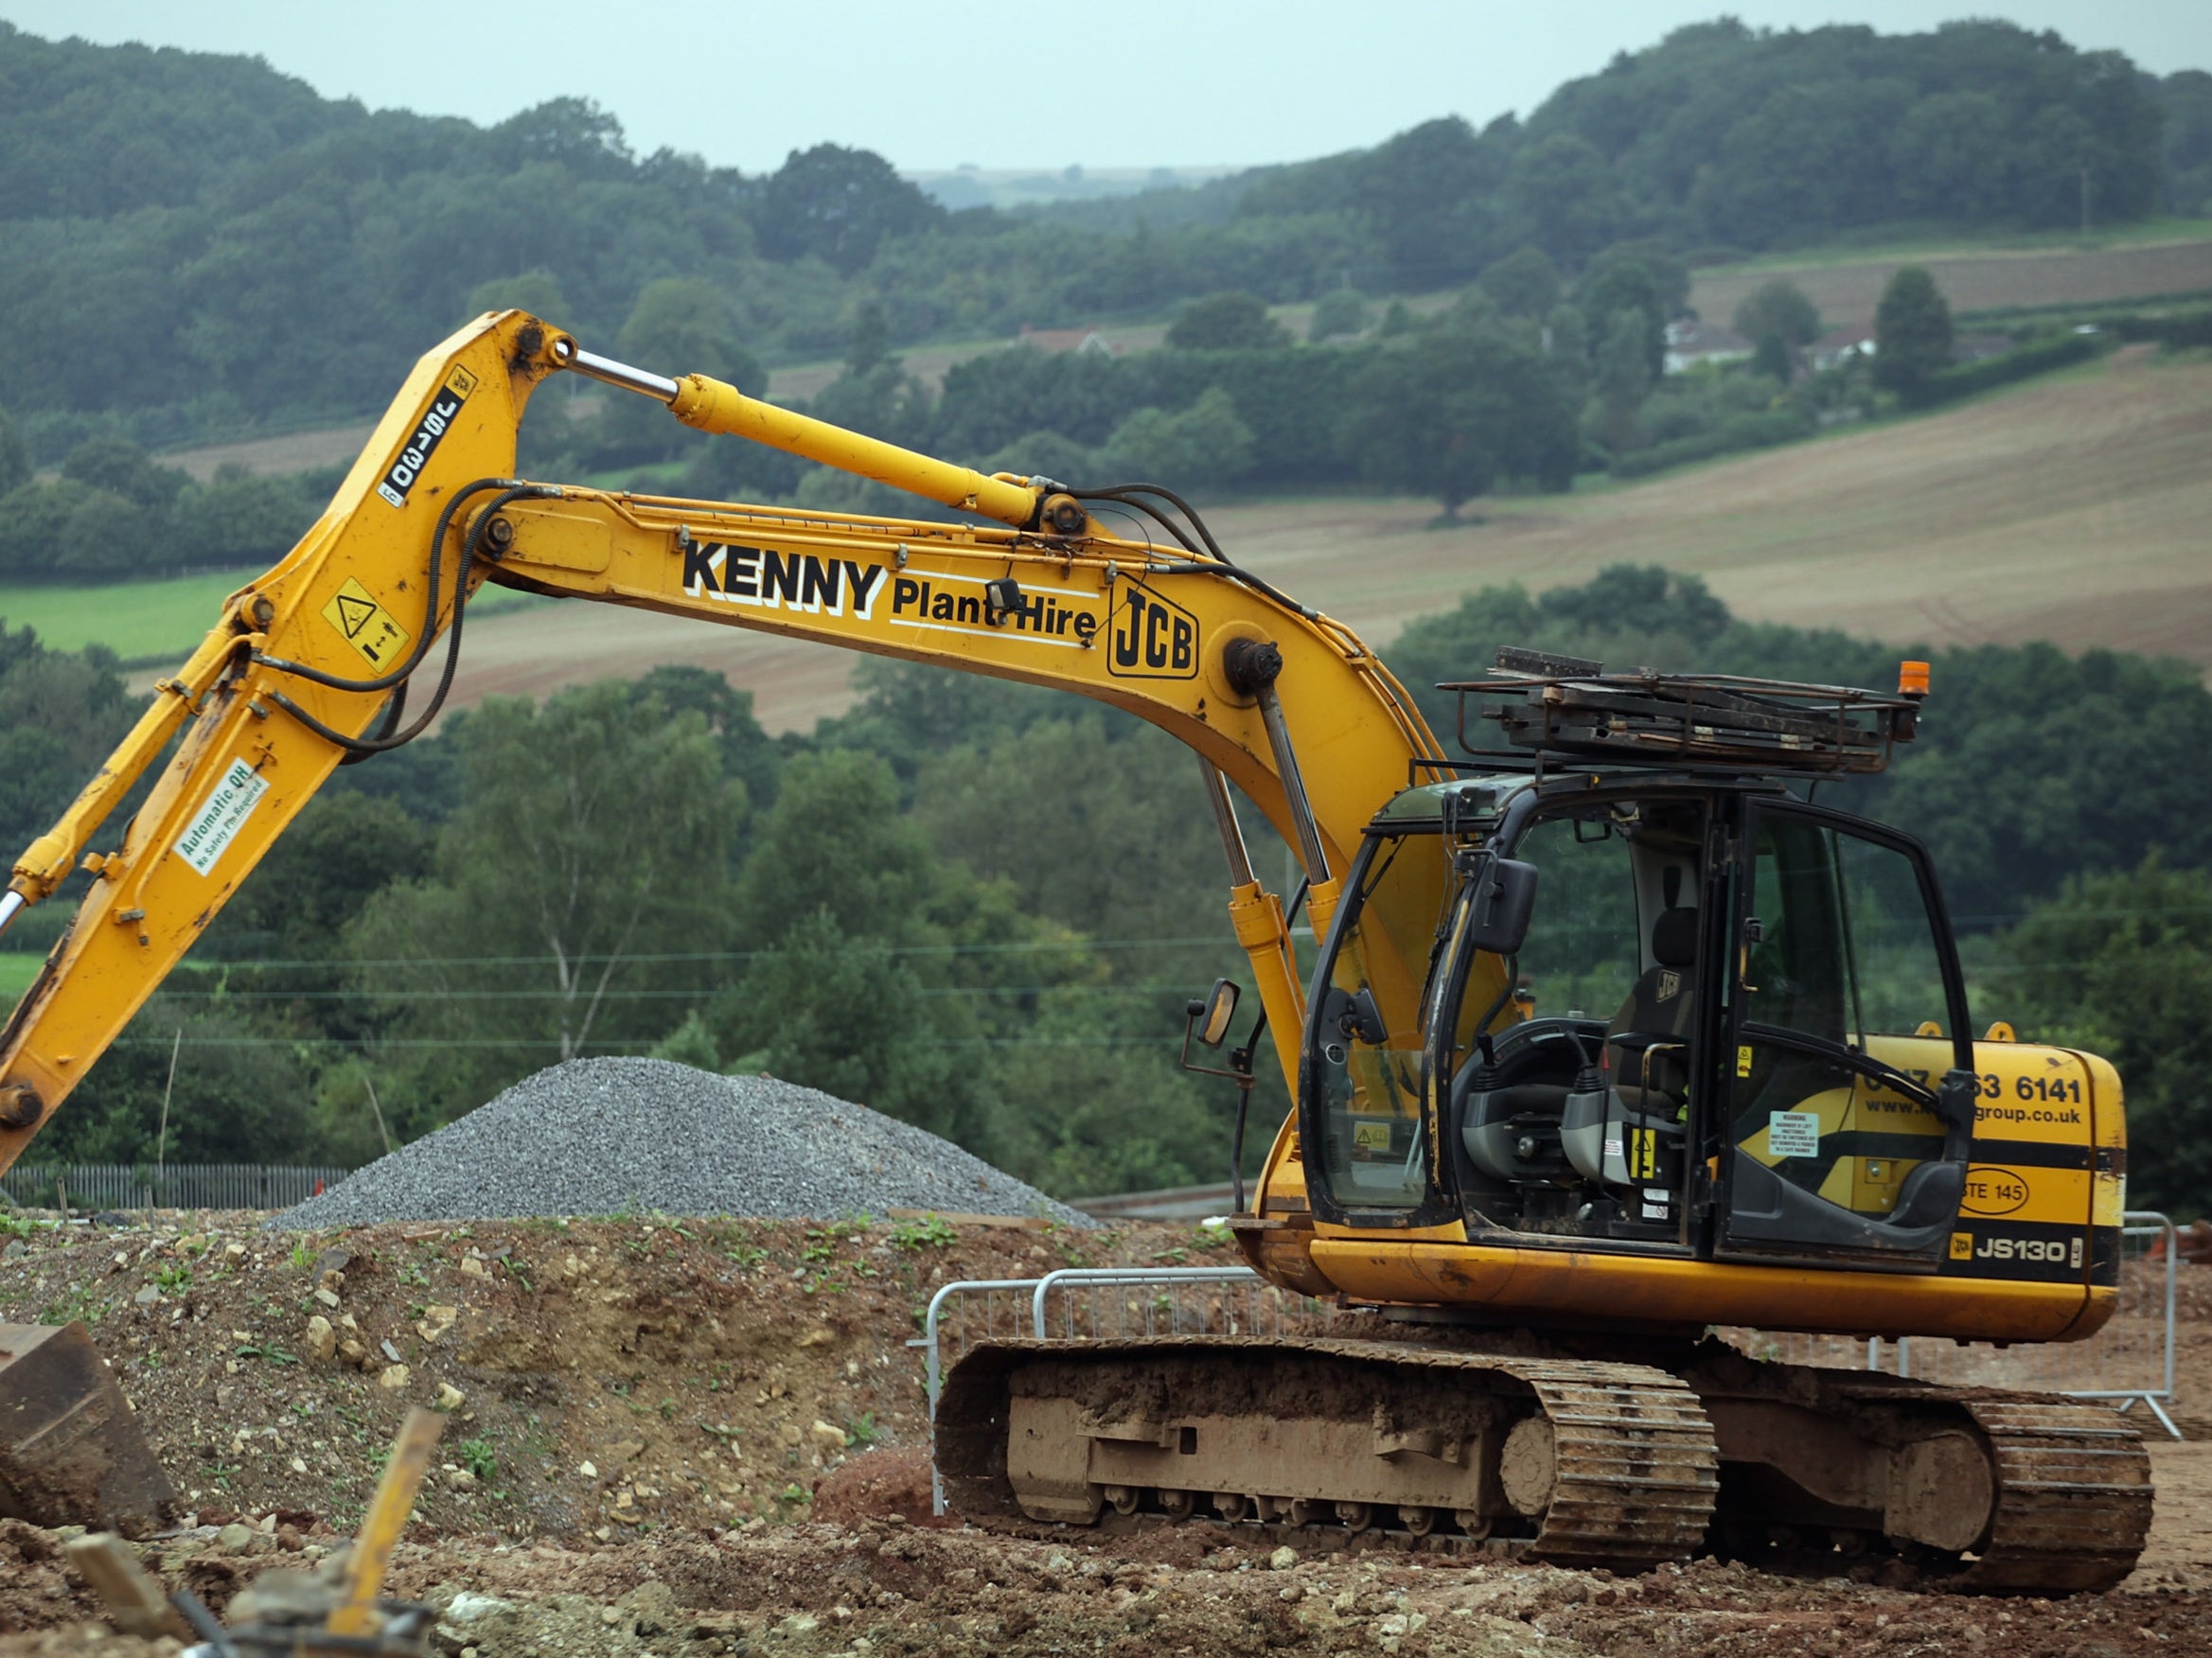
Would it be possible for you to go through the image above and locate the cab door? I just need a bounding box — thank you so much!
[1714,803,1977,1269]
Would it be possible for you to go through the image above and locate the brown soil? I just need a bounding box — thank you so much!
[1690,238,2212,335]
[4,1212,2210,1658]
[0,1214,1211,1538]
[159,425,378,484]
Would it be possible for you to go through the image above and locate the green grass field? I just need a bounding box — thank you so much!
[0,567,260,661]
[0,955,43,1001]
[0,569,550,667]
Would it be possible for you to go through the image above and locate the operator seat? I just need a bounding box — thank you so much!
[1560,907,1700,1191]
[1602,906,1699,1109]
[1461,907,1702,1188]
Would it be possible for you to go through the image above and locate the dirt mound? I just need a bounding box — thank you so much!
[812,1447,942,1527]
[0,1210,1194,1540]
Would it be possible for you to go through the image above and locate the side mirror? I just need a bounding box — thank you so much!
[1466,855,1539,956]
[1189,979,1239,1049]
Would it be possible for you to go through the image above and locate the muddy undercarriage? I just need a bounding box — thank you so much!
[937,1335,2153,1595]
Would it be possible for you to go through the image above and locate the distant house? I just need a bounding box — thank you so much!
[1017,325,1119,357]
[1811,323,1877,373]
[1662,318,1752,374]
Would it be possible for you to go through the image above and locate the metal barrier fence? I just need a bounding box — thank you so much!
[0,1163,350,1212]
[1730,1211,2182,1438]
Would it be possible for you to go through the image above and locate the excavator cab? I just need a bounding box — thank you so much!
[1298,657,1980,1271]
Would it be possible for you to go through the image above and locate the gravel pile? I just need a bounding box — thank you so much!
[274,1057,1092,1228]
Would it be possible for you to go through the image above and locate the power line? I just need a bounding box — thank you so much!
[109,1033,1184,1050]
[137,936,1242,972]
[141,982,1208,1002]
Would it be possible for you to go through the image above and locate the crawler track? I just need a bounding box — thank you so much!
[938,1337,2153,1593]
[1942,1395,2153,1594]
[1507,1358,1719,1567]
[937,1338,1719,1572]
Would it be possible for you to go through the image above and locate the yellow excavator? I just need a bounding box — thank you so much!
[0,311,2150,1589]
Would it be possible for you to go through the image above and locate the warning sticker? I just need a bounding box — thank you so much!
[176,759,269,877]
[1767,1110,1820,1158]
[321,577,413,670]
[1351,1119,1393,1153]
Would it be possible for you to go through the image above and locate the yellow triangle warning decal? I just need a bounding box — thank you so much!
[320,578,413,671]
[334,592,377,638]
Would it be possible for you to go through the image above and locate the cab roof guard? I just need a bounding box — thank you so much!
[1439,646,1925,777]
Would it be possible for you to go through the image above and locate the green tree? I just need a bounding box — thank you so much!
[626,664,784,816]
[345,680,743,1130]
[1992,859,2212,1215]
[169,470,315,567]
[0,410,26,496]
[61,436,186,510]
[844,297,892,377]
[753,143,943,274]
[1096,388,1255,489]
[1307,288,1369,342]
[1576,244,1689,381]
[732,748,928,944]
[978,429,1093,488]
[1503,134,1628,267]
[807,354,933,454]
[0,479,153,575]
[1731,279,1821,349]
[912,718,1225,961]
[604,277,765,462]
[0,623,141,872]
[1749,332,1795,382]
[1478,246,1562,320]
[713,906,993,1145]
[192,791,436,1056]
[710,746,1106,1156]
[1873,265,1954,395]
[39,997,322,1167]
[1889,92,2010,221]
[1340,320,1578,519]
[616,277,758,386]
[1166,291,1288,351]
[463,270,571,326]
[207,791,434,964]
[1591,309,1654,457]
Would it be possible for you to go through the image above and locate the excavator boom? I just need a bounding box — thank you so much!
[0,310,1442,1174]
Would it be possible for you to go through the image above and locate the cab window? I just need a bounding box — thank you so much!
[1734,812,1959,1217]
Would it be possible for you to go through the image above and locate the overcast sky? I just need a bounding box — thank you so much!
[3,1,2204,174]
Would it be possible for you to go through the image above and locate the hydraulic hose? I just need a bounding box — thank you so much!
[264,484,559,755]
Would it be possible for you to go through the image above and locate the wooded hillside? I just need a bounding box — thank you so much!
[0,18,2200,456]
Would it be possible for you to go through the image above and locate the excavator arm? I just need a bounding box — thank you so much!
[0,309,1445,1175]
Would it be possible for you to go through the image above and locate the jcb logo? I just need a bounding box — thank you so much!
[1108,584,1199,679]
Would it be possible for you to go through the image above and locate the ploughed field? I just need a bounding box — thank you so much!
[420,344,2212,734]
[2,1210,2209,1658]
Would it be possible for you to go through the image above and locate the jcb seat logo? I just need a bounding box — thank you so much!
[1109,584,1199,679]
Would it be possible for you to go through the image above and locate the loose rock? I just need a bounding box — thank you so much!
[272,1057,1090,1226]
